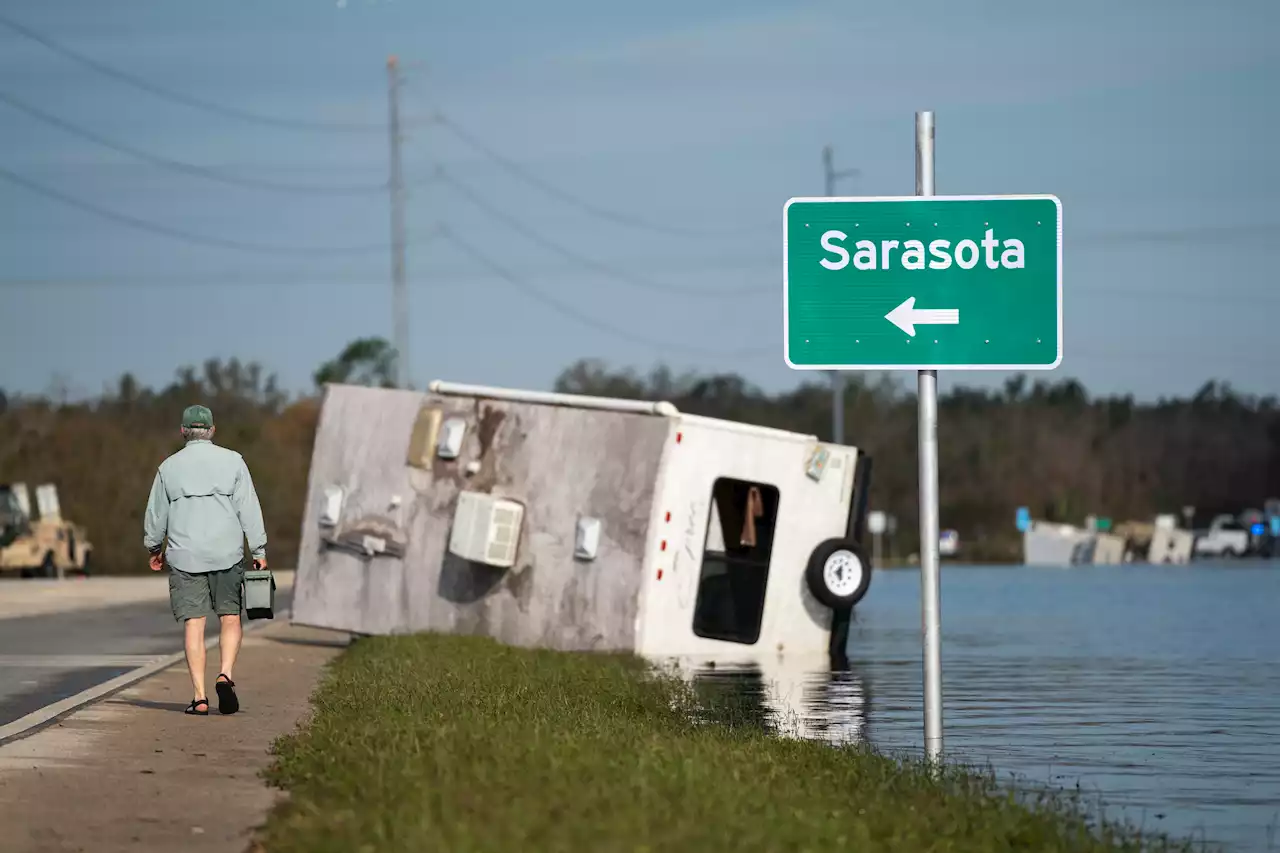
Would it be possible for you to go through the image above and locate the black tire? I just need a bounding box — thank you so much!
[80,550,92,577]
[39,553,56,579]
[805,538,872,610]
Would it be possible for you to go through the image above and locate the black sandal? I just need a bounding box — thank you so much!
[215,674,239,715]
[185,698,209,716]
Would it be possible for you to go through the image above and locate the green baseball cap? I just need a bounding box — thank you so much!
[181,404,214,429]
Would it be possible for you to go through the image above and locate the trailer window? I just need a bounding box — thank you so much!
[692,478,780,645]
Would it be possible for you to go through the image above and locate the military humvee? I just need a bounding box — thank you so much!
[0,482,93,579]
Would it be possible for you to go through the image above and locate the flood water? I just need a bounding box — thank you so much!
[705,563,1280,852]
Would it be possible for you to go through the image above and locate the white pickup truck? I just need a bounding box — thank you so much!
[1192,514,1251,559]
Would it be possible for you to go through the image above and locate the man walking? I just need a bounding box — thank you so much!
[143,404,268,716]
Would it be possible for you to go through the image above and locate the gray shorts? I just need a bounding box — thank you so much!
[168,563,244,622]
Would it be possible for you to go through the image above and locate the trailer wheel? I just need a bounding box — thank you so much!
[39,552,57,579]
[806,538,872,610]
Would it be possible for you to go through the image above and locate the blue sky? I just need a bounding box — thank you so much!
[1,0,1277,401]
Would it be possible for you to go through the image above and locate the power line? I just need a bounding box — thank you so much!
[438,168,771,298]
[1,261,1272,307]
[0,166,399,255]
[438,113,1280,252]
[0,273,387,288]
[0,12,428,134]
[438,225,774,358]
[435,112,768,240]
[0,279,1264,368]
[0,89,404,194]
[430,178,1280,304]
[0,254,774,289]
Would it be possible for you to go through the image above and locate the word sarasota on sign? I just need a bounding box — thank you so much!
[817,228,1025,272]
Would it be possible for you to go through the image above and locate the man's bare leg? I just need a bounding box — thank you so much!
[218,614,242,680]
[215,614,243,714]
[183,616,207,701]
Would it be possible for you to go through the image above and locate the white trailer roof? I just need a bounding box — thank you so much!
[427,380,822,445]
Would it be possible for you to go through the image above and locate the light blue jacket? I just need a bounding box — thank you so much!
[143,439,267,574]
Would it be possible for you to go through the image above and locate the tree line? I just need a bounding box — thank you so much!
[2,336,1276,572]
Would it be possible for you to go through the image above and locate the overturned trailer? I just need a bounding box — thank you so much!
[292,381,876,663]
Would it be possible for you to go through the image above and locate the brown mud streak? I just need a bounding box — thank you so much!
[465,402,508,494]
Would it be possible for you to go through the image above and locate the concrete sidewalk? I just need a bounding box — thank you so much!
[0,619,348,853]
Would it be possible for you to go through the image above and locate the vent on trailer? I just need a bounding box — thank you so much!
[448,491,524,568]
[319,486,344,527]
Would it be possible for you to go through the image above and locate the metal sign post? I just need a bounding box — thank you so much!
[914,110,943,764]
[782,111,1062,768]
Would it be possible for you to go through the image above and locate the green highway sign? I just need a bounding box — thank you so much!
[783,194,1062,370]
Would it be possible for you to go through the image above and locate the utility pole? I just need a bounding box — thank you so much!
[822,144,860,198]
[822,145,859,444]
[387,55,409,389]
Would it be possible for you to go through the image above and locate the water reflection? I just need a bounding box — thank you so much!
[674,654,871,746]
[802,667,871,746]
[685,662,775,733]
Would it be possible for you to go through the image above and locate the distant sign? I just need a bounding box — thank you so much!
[1015,507,1031,532]
[867,511,887,535]
[939,529,959,556]
[1096,517,1112,532]
[1251,522,1266,537]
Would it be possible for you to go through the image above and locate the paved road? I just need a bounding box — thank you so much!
[0,588,294,729]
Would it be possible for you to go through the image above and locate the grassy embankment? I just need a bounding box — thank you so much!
[259,634,1196,853]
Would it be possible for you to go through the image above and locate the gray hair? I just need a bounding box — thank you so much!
[182,426,215,442]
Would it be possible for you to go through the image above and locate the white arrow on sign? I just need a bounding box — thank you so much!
[885,296,960,337]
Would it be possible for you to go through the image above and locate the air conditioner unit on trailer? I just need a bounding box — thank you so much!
[448,491,525,569]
